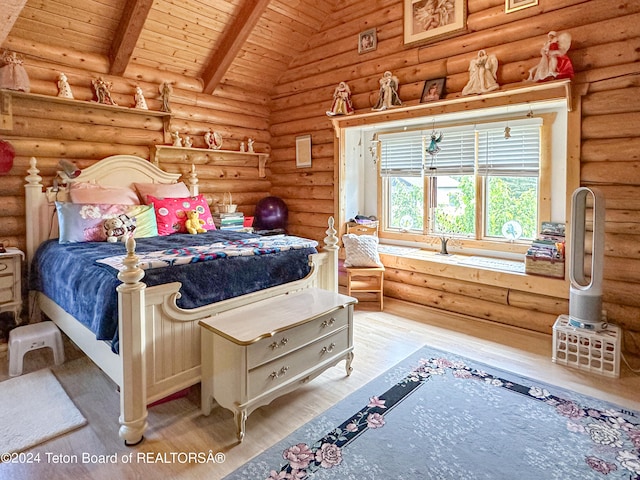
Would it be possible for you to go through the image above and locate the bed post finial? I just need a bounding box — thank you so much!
[187,164,199,196]
[322,216,339,291]
[324,216,338,251]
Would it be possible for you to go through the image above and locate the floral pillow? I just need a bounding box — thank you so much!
[56,202,158,243]
[148,194,216,236]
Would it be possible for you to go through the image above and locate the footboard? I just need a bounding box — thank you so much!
[117,218,339,445]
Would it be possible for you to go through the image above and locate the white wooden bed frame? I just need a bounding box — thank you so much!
[24,154,339,445]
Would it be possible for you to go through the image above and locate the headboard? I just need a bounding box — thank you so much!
[24,154,199,263]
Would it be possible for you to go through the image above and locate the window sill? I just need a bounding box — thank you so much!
[377,245,569,299]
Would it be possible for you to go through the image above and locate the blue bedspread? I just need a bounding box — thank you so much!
[29,231,316,353]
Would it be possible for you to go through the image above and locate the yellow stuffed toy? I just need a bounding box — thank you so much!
[185,209,206,234]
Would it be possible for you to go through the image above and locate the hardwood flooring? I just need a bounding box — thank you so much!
[1,298,639,480]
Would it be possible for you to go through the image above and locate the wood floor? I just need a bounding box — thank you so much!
[1,298,639,480]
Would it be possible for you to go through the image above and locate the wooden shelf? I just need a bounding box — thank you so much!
[151,145,269,177]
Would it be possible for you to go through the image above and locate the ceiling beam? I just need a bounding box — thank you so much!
[109,0,154,76]
[0,0,27,47]
[201,0,271,94]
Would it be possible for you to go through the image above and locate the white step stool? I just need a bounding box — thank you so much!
[9,321,65,377]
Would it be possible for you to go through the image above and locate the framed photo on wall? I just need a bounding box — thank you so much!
[404,0,467,45]
[505,0,538,13]
[358,28,377,54]
[295,135,312,168]
[420,78,446,103]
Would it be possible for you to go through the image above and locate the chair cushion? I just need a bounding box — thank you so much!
[343,233,383,267]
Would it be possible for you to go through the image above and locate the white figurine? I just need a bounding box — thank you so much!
[134,86,148,109]
[204,130,222,150]
[372,71,401,111]
[462,50,499,96]
[240,141,246,152]
[184,135,193,148]
[247,138,255,153]
[171,131,182,147]
[57,73,73,99]
[527,31,574,82]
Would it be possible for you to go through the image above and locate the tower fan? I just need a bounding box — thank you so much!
[568,187,606,330]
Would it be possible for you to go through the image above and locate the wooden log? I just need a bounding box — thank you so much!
[603,279,640,309]
[588,185,640,210]
[268,171,334,187]
[582,87,640,116]
[0,196,24,217]
[270,185,333,200]
[288,212,334,229]
[0,217,25,236]
[284,198,334,213]
[385,267,509,305]
[384,280,558,334]
[581,138,640,163]
[603,256,640,283]
[7,141,150,160]
[507,290,569,316]
[0,176,26,195]
[581,161,640,185]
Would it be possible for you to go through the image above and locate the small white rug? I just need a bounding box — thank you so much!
[0,369,87,454]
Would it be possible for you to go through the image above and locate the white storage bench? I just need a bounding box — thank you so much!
[199,287,357,441]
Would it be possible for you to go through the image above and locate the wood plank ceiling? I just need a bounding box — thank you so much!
[1,0,336,96]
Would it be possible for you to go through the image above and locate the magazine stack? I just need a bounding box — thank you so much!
[525,222,565,279]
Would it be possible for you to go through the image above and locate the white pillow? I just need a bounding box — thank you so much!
[343,234,383,267]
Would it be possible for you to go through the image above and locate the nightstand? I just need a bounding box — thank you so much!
[0,248,25,325]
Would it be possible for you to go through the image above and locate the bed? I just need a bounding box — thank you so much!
[24,154,339,445]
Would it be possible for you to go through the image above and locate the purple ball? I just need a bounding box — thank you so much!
[254,196,288,231]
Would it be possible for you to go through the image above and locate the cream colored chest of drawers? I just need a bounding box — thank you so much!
[0,248,24,324]
[199,288,357,441]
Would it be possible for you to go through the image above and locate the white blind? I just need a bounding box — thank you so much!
[425,128,476,176]
[477,120,542,177]
[379,131,424,177]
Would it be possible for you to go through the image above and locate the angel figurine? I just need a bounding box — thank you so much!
[92,77,117,105]
[56,73,74,98]
[0,51,30,92]
[527,31,574,82]
[462,50,499,96]
[134,86,148,109]
[159,81,172,112]
[372,71,402,111]
[204,130,222,150]
[326,81,354,116]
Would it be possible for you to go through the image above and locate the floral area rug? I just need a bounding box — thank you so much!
[223,346,640,480]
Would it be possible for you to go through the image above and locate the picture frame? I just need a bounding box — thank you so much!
[404,0,467,46]
[358,28,377,54]
[295,135,312,168]
[505,0,538,13]
[420,78,446,103]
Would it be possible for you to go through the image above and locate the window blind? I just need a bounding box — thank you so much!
[425,128,476,176]
[477,121,541,177]
[379,131,424,177]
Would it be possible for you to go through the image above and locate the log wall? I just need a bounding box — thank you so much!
[269,0,640,357]
[0,43,272,252]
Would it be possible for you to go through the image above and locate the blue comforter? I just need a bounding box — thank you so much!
[29,231,316,352]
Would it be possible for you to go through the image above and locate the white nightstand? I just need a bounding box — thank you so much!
[0,248,25,325]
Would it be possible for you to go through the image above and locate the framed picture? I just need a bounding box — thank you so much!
[505,0,538,13]
[358,28,377,54]
[404,0,467,45]
[420,78,446,103]
[295,135,312,168]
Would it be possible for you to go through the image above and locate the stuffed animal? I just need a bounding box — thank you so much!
[104,217,126,242]
[185,210,206,234]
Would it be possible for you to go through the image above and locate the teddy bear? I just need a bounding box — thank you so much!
[185,210,206,234]
[104,214,136,242]
[104,217,126,242]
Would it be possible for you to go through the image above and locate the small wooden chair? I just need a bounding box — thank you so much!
[344,223,385,310]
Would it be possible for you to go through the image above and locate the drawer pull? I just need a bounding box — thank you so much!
[270,366,289,379]
[0,264,7,273]
[321,342,336,354]
[269,338,289,350]
[321,317,336,328]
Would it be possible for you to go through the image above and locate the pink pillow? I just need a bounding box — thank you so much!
[134,182,191,203]
[70,182,139,205]
[149,194,216,235]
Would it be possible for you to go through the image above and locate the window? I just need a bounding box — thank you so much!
[379,117,544,245]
